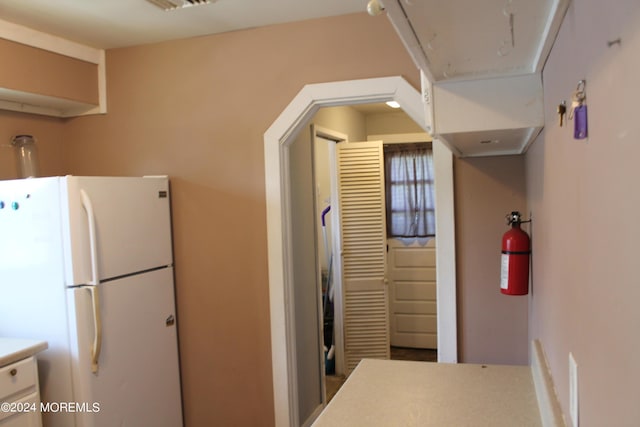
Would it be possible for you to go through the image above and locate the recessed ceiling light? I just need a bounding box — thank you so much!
[386,101,401,109]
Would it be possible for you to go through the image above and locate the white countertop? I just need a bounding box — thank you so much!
[313,359,542,427]
[0,338,48,367]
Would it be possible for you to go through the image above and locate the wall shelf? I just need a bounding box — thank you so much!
[383,0,570,156]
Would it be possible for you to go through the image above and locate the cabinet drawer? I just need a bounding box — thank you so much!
[0,357,37,400]
[0,391,41,425]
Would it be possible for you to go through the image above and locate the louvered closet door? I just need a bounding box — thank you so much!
[337,141,389,374]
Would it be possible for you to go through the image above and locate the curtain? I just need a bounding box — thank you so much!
[384,143,436,238]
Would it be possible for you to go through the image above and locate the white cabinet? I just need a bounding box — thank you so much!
[431,73,544,156]
[0,18,106,118]
[0,339,47,427]
[0,356,42,427]
[382,0,570,156]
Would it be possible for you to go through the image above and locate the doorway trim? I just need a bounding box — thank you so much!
[264,76,457,427]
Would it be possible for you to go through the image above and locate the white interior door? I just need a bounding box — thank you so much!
[337,141,389,374]
[289,127,324,426]
[388,238,438,349]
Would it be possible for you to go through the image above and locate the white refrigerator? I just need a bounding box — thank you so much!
[0,176,183,427]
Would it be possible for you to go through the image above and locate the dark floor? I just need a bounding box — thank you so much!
[390,346,438,362]
[325,375,346,403]
[325,346,438,402]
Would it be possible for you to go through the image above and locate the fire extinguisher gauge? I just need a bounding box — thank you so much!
[506,211,522,225]
[505,211,531,226]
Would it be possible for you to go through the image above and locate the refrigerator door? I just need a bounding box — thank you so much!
[61,176,173,286]
[67,267,183,427]
[0,177,78,427]
[0,177,63,275]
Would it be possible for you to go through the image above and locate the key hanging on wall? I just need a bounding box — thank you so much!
[570,80,588,139]
[557,101,566,127]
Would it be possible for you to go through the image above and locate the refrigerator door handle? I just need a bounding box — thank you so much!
[80,189,99,286]
[80,189,103,373]
[87,286,102,374]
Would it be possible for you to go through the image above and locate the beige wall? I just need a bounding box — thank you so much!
[0,111,67,179]
[60,13,423,426]
[365,111,423,135]
[0,10,542,426]
[455,155,529,365]
[314,106,367,142]
[526,0,640,424]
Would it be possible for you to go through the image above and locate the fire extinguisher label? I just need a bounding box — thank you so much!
[500,254,509,290]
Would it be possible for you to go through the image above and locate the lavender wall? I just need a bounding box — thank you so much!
[526,1,640,425]
[455,155,529,365]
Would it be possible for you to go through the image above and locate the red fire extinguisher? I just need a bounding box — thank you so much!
[500,211,531,295]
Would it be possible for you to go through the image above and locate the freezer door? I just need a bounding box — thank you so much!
[67,267,183,427]
[61,176,173,286]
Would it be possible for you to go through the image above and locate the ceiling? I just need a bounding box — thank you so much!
[0,0,367,49]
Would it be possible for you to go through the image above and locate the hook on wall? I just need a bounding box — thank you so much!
[607,38,622,48]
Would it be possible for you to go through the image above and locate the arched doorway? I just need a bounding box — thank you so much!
[264,76,457,426]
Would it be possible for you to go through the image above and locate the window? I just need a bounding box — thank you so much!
[384,143,435,238]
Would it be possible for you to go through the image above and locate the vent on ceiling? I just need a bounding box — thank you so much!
[146,0,213,11]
